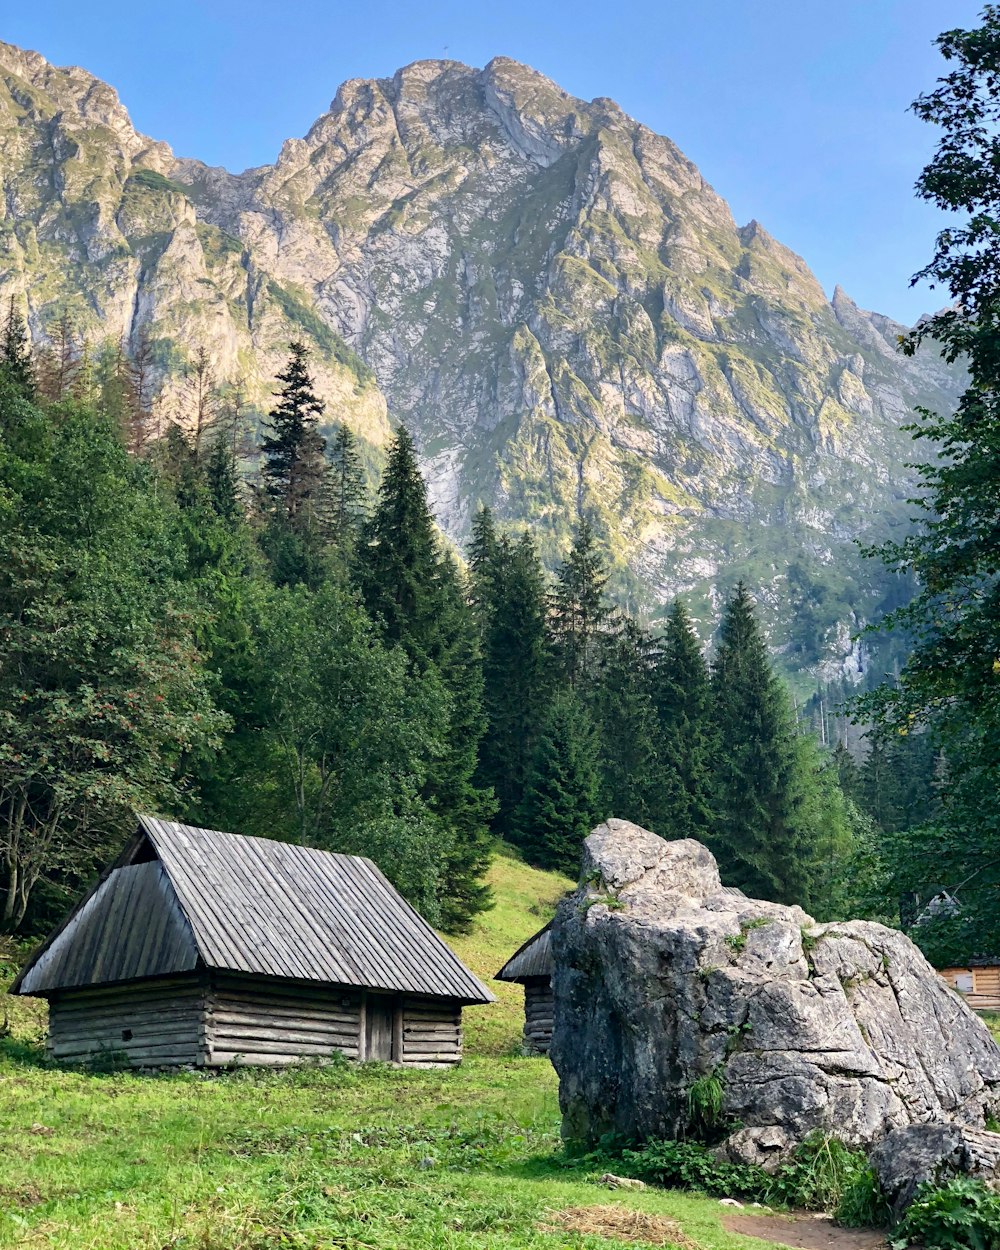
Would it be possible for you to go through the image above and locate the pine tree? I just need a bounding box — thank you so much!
[361,426,442,662]
[431,558,496,931]
[0,297,34,396]
[477,530,551,839]
[360,427,494,929]
[328,422,368,551]
[206,434,242,522]
[260,342,327,525]
[468,504,498,623]
[593,613,661,828]
[709,582,812,903]
[514,689,602,874]
[551,516,609,689]
[651,600,716,838]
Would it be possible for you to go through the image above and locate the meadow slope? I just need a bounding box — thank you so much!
[0,853,796,1250]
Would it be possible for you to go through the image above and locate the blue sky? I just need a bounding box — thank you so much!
[3,1,982,323]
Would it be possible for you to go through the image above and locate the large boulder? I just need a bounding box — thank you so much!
[872,1124,1000,1219]
[550,820,1000,1165]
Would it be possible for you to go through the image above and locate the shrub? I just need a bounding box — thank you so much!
[891,1177,1000,1250]
[621,1131,887,1225]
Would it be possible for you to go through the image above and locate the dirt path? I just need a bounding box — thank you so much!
[723,1212,888,1250]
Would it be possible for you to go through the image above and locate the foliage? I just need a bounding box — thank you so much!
[622,1132,887,1226]
[856,6,1000,960]
[0,398,227,931]
[513,689,603,874]
[892,1177,1000,1250]
[709,582,813,906]
[259,341,328,529]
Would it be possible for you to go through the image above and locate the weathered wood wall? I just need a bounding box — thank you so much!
[46,974,466,1069]
[523,978,554,1055]
[400,996,462,1067]
[47,976,204,1066]
[204,973,362,1066]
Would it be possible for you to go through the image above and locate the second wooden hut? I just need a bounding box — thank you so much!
[496,922,554,1055]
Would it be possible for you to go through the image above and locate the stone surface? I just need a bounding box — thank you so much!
[872,1123,1000,1218]
[550,820,1000,1161]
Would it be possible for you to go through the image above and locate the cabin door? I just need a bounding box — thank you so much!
[365,993,396,1061]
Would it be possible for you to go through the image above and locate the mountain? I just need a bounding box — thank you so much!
[0,42,960,680]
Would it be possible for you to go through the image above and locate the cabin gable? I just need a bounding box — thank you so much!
[16,860,198,995]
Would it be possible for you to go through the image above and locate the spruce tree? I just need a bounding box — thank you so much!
[514,689,602,874]
[551,516,610,689]
[361,426,442,662]
[0,297,34,396]
[360,427,494,929]
[477,530,551,838]
[710,582,812,903]
[651,600,716,838]
[468,504,498,623]
[260,342,327,525]
[593,613,661,828]
[206,434,242,522]
[328,422,368,551]
[431,558,496,931]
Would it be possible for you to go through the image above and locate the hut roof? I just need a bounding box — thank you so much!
[496,922,554,982]
[13,816,494,1004]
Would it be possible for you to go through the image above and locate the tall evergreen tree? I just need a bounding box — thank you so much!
[360,427,494,929]
[651,600,716,838]
[477,530,551,839]
[709,582,812,904]
[361,426,442,662]
[514,689,602,874]
[327,422,368,552]
[855,8,1000,958]
[0,297,34,396]
[260,342,327,525]
[551,516,609,689]
[206,433,242,522]
[468,504,499,623]
[592,613,661,829]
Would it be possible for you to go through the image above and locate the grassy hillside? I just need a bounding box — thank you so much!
[0,852,807,1250]
[447,851,573,1056]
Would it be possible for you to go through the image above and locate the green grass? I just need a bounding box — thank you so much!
[0,853,793,1249]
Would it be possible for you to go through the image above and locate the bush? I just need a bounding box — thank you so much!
[891,1177,1000,1250]
[621,1132,888,1225]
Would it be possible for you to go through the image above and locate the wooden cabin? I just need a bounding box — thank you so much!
[938,959,1000,1011]
[496,923,554,1055]
[12,816,493,1069]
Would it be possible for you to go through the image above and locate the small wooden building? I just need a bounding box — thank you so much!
[496,923,554,1055]
[938,959,1000,1010]
[12,816,493,1069]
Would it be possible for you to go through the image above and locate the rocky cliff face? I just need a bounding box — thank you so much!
[0,43,961,674]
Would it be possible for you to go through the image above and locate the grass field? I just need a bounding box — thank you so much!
[0,854,797,1250]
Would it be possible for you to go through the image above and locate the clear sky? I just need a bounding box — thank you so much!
[3,1,983,324]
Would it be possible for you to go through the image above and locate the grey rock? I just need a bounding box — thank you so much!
[550,821,1000,1162]
[872,1123,1000,1218]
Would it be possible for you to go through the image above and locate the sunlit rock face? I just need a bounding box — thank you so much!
[0,43,962,669]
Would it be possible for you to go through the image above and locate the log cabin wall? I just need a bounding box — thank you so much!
[522,978,554,1054]
[400,996,462,1067]
[46,975,204,1067]
[204,973,363,1066]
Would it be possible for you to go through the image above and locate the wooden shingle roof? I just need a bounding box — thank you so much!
[496,922,553,982]
[14,816,494,1003]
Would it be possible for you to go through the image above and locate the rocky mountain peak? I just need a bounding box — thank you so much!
[0,40,963,677]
